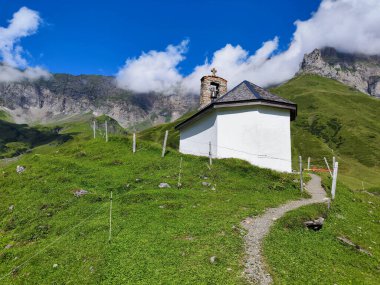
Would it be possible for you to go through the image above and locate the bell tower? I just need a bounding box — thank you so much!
[199,68,227,109]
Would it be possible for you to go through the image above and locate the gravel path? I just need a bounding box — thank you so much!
[241,174,328,285]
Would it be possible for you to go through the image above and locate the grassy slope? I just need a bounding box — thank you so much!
[262,75,380,284]
[0,123,305,284]
[263,174,380,284]
[140,75,380,189]
[138,111,196,149]
[138,74,380,284]
[0,119,71,158]
[271,74,380,189]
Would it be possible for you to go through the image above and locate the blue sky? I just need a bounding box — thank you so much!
[1,0,321,76]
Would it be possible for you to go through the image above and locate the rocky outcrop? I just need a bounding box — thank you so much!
[299,47,380,98]
[0,74,198,128]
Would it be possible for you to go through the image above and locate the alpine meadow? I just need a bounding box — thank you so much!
[1,1,380,284]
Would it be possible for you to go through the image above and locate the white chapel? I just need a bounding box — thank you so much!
[175,69,297,172]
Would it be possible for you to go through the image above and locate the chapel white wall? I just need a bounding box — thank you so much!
[179,112,217,157]
[179,105,292,172]
[216,106,292,172]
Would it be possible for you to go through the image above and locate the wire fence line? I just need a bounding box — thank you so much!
[0,196,113,281]
[180,139,292,162]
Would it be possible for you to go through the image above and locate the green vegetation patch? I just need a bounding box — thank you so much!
[271,74,380,188]
[263,175,380,284]
[0,131,303,284]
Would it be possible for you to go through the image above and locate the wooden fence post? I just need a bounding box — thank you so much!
[333,156,336,169]
[299,156,303,192]
[307,157,310,170]
[93,120,96,139]
[108,191,113,243]
[324,157,332,177]
[331,162,339,200]
[177,157,183,188]
[162,130,168,157]
[105,120,108,142]
[133,133,136,154]
[209,142,212,166]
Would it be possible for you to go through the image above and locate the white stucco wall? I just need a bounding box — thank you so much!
[216,106,291,172]
[179,105,292,172]
[179,112,217,157]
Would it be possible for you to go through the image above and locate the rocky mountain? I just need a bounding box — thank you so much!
[299,47,380,98]
[0,73,198,129]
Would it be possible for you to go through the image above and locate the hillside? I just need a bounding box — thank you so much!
[0,74,379,284]
[142,74,380,189]
[272,74,380,188]
[137,74,380,283]
[0,121,304,284]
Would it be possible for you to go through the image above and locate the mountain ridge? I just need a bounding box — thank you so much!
[299,47,380,98]
[0,73,198,129]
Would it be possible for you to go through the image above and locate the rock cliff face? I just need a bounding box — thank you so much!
[299,47,380,98]
[0,74,198,128]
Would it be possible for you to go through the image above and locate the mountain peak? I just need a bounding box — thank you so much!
[299,47,380,98]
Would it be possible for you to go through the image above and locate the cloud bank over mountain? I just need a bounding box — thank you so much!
[0,7,50,82]
[116,0,380,93]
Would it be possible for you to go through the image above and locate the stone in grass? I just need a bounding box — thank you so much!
[74,189,89,197]
[135,178,142,183]
[9,205,14,211]
[159,183,171,188]
[304,217,324,231]
[16,165,25,174]
[53,264,58,269]
[202,182,211,187]
[5,244,13,249]
[210,256,218,264]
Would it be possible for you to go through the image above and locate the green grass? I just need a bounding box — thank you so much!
[138,111,196,149]
[0,128,305,284]
[0,119,71,158]
[263,174,380,284]
[271,74,380,188]
[261,75,380,284]
[0,109,12,122]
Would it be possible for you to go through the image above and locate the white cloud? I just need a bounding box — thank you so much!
[116,40,188,93]
[0,7,50,82]
[118,0,380,93]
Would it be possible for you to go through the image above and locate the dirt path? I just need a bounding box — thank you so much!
[241,174,328,285]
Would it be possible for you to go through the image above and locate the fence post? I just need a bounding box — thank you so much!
[177,157,183,188]
[93,120,96,139]
[105,120,108,142]
[133,133,136,154]
[331,162,339,200]
[108,191,113,243]
[333,156,336,169]
[307,157,310,170]
[299,156,303,192]
[324,157,332,177]
[162,130,168,157]
[209,142,212,166]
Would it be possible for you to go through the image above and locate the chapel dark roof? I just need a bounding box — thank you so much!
[175,80,297,130]
[216,80,294,104]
